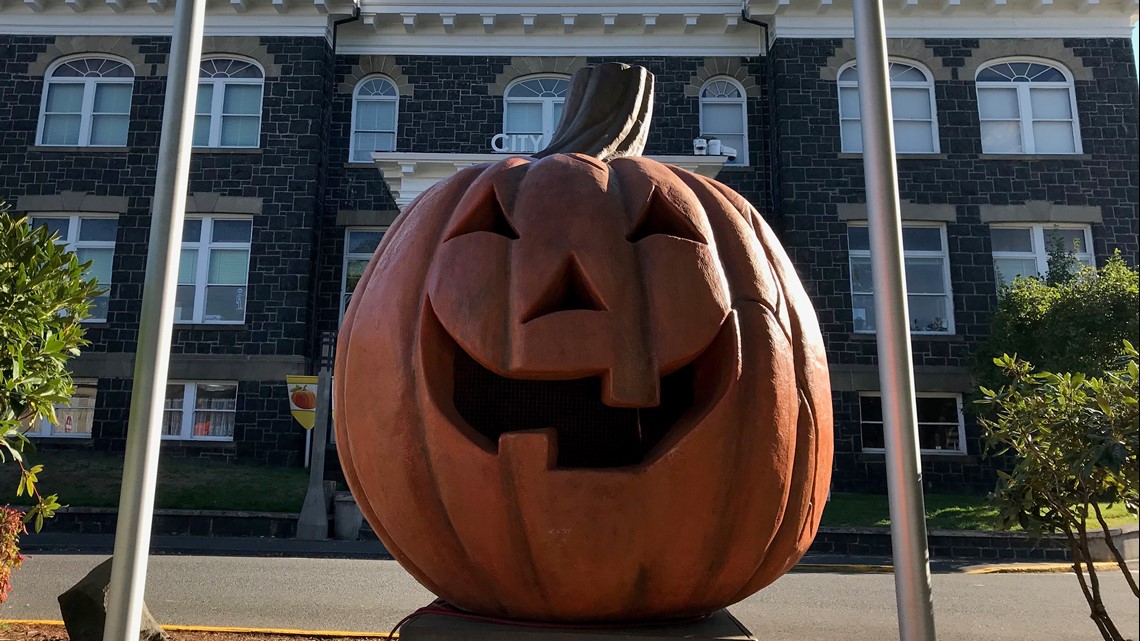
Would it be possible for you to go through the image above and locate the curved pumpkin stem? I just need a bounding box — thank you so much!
[533,63,654,161]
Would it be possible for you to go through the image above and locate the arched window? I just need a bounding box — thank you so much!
[193,58,264,148]
[837,60,939,154]
[350,76,399,162]
[503,75,570,153]
[975,59,1080,154]
[699,77,749,166]
[38,56,134,147]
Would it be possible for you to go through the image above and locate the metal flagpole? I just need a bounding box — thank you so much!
[103,1,206,639]
[850,1,937,640]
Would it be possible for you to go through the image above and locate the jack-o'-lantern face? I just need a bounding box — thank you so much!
[335,153,832,623]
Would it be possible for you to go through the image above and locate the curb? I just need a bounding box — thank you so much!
[0,620,395,638]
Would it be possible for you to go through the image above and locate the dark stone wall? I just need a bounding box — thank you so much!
[0,35,331,465]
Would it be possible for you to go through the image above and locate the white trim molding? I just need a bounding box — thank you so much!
[372,152,730,208]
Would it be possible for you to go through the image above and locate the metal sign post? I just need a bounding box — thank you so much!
[850,0,938,640]
[103,1,206,640]
[296,333,335,540]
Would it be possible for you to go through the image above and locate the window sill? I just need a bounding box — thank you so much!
[29,146,130,154]
[714,164,753,171]
[838,153,948,160]
[343,162,376,169]
[192,147,263,155]
[860,449,973,459]
[80,322,111,329]
[162,439,236,448]
[173,324,248,331]
[848,333,963,342]
[26,435,94,443]
[979,154,1091,161]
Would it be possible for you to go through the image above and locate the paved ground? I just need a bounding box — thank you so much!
[3,553,1138,640]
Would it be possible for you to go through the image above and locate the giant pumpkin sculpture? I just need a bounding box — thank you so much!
[335,63,832,623]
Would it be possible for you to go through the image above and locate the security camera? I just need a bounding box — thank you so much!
[720,145,738,161]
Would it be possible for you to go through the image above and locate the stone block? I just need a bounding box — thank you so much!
[58,558,167,641]
[398,608,756,641]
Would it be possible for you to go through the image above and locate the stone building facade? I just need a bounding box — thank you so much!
[1,0,1136,492]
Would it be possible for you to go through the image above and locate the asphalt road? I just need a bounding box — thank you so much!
[3,553,1138,641]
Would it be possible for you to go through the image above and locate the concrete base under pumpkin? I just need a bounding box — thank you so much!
[397,607,756,640]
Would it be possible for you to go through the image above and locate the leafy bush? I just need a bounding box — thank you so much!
[974,246,1139,393]
[977,343,1138,641]
[1,203,101,599]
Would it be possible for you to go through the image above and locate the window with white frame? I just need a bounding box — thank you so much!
[162,382,237,441]
[193,58,264,148]
[503,76,570,153]
[350,76,398,162]
[341,228,386,321]
[28,215,118,322]
[990,224,1094,285]
[860,393,966,454]
[22,381,97,438]
[176,217,251,324]
[838,61,939,154]
[37,57,133,147]
[849,223,954,334]
[699,77,749,166]
[975,60,1081,154]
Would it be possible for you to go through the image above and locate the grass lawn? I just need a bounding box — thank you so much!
[1,449,308,513]
[822,492,1138,531]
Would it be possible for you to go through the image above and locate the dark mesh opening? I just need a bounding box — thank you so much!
[453,350,694,468]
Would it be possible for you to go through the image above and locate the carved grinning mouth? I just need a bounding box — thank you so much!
[444,316,735,470]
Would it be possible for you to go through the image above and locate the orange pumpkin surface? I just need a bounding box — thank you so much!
[334,150,833,623]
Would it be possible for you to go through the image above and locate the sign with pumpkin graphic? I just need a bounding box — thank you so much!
[334,63,833,623]
[286,375,318,429]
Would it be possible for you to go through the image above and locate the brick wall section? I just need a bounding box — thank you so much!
[0,35,332,465]
[771,37,1138,491]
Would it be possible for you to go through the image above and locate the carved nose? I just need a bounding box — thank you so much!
[523,256,607,323]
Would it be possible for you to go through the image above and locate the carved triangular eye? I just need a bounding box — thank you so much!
[447,189,519,240]
[626,190,703,244]
[523,256,607,323]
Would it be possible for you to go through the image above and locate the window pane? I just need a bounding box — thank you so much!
[182,219,203,243]
[93,83,131,113]
[163,385,184,436]
[990,227,1033,252]
[980,121,1023,153]
[45,83,85,112]
[701,103,744,135]
[1032,122,1077,153]
[348,230,384,254]
[852,294,876,332]
[859,396,883,423]
[89,114,129,146]
[505,102,543,134]
[193,384,237,438]
[195,83,213,114]
[850,256,874,292]
[1045,228,1087,253]
[204,286,246,322]
[909,295,951,332]
[861,422,885,450]
[222,84,261,115]
[977,87,1020,120]
[219,115,259,147]
[355,100,396,132]
[79,218,117,241]
[995,257,1039,284]
[902,227,943,252]
[208,249,249,285]
[716,134,747,164]
[31,217,70,240]
[41,114,82,145]
[918,424,961,451]
[178,249,198,284]
[77,247,114,285]
[345,258,370,294]
[552,101,565,129]
[894,121,935,153]
[838,86,860,119]
[891,88,931,120]
[211,219,252,243]
[848,226,870,251]
[56,386,97,435]
[904,257,946,294]
[352,132,396,160]
[175,284,196,322]
[917,396,959,423]
[840,121,863,152]
[890,64,928,82]
[1029,88,1072,120]
[192,115,211,146]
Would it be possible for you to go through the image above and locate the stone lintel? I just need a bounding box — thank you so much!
[836,201,957,222]
[186,192,264,214]
[15,191,129,214]
[337,209,400,226]
[979,202,1102,224]
[69,353,306,381]
[830,364,973,392]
